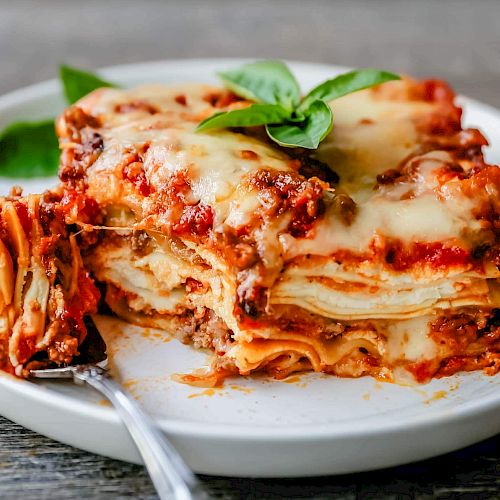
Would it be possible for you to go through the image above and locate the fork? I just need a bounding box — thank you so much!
[29,324,207,500]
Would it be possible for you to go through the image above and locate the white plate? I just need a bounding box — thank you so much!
[0,60,499,478]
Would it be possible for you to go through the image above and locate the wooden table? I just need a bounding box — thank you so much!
[0,0,499,497]
[0,416,498,498]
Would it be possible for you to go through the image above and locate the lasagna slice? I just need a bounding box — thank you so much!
[0,190,100,376]
[52,78,500,385]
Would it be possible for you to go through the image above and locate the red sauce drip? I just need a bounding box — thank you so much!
[172,203,214,238]
[437,356,471,378]
[463,165,500,196]
[1,362,15,376]
[434,164,468,183]
[385,242,469,271]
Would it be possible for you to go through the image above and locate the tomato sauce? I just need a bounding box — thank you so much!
[60,189,100,223]
[122,162,151,196]
[250,169,325,237]
[385,241,470,271]
[172,203,214,238]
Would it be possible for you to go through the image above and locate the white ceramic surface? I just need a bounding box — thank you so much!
[0,60,499,478]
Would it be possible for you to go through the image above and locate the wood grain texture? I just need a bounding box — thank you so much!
[0,0,499,497]
[0,415,498,499]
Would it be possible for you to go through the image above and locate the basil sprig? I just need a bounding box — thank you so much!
[218,60,300,110]
[0,61,400,178]
[0,120,60,178]
[60,64,116,104]
[197,61,400,149]
[0,65,117,178]
[267,100,333,149]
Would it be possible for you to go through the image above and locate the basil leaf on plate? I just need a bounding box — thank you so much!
[218,60,301,110]
[197,103,291,132]
[0,119,59,178]
[301,69,400,109]
[266,100,333,149]
[60,64,116,104]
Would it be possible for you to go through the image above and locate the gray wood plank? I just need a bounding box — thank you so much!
[0,415,498,499]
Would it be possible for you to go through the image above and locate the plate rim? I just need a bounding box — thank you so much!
[1,368,500,441]
[1,57,500,444]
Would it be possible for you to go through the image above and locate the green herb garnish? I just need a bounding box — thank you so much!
[0,65,116,178]
[0,61,400,179]
[60,64,116,104]
[197,61,400,149]
[0,120,60,178]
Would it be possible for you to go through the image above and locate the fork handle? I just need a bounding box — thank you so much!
[73,366,205,500]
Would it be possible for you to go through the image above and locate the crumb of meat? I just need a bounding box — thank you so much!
[47,335,79,364]
[190,309,233,354]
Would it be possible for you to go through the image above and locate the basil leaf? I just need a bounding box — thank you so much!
[218,60,300,110]
[60,64,116,104]
[197,103,291,132]
[301,69,400,109]
[0,119,59,178]
[266,100,333,149]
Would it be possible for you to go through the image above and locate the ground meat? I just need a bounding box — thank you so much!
[172,203,214,238]
[430,314,480,352]
[249,168,326,237]
[190,309,233,355]
[332,193,357,226]
[129,230,152,254]
[58,107,103,188]
[47,335,79,364]
[122,161,151,196]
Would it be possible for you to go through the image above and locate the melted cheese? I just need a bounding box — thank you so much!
[81,84,293,230]
[77,82,484,272]
[384,316,438,362]
[281,192,474,258]
[282,147,478,259]
[318,89,432,198]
